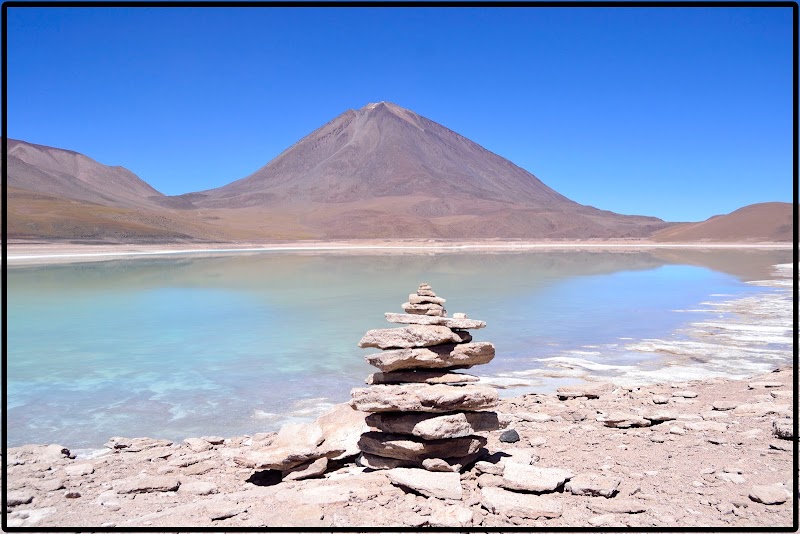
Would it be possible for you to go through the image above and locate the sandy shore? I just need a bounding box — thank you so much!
[6,239,791,266]
[4,262,795,528]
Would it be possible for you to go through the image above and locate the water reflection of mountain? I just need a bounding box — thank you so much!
[9,248,791,298]
[8,250,661,294]
[650,248,792,281]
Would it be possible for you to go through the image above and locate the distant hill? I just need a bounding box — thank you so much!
[651,202,793,243]
[183,102,671,239]
[4,105,790,242]
[6,139,164,209]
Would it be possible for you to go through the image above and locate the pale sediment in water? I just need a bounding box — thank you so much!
[488,263,792,392]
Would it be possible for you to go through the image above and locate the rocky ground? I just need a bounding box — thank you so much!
[5,367,794,528]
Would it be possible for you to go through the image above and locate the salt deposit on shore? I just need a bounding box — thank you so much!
[497,263,793,390]
[6,239,791,266]
[4,265,794,528]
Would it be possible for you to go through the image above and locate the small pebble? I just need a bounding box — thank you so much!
[499,429,520,443]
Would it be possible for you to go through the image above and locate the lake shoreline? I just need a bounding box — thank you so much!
[5,263,794,528]
[6,367,794,528]
[6,238,792,266]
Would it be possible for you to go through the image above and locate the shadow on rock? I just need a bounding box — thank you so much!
[246,469,282,487]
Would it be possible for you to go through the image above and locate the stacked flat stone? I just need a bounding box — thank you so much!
[350,283,500,472]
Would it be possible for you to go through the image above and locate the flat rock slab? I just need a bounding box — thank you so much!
[351,383,498,413]
[402,302,446,316]
[207,503,247,521]
[64,463,94,477]
[283,457,328,481]
[501,463,573,493]
[644,411,677,423]
[684,421,728,432]
[556,383,610,399]
[358,431,486,461]
[7,491,34,507]
[480,486,562,519]
[734,403,791,417]
[115,476,180,494]
[748,381,783,389]
[564,472,621,497]
[408,294,446,305]
[178,481,218,496]
[359,325,470,349]
[587,499,648,514]
[367,370,480,386]
[428,504,474,527]
[184,437,213,452]
[365,411,499,439]
[358,450,483,472]
[364,342,495,372]
[599,411,652,428]
[385,313,485,330]
[712,400,738,411]
[749,485,790,505]
[672,390,698,398]
[386,468,463,500]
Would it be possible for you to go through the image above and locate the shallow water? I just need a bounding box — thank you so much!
[6,248,792,449]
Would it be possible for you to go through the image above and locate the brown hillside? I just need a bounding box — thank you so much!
[651,202,793,242]
[184,102,670,239]
[6,187,316,242]
[5,139,164,208]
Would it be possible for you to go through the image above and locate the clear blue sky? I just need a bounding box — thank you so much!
[7,6,793,222]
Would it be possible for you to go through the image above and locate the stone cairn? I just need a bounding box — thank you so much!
[349,283,500,472]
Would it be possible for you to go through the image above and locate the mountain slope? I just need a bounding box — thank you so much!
[197,102,573,208]
[181,102,669,239]
[6,139,164,208]
[651,202,792,242]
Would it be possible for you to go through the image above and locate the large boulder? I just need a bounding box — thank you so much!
[237,402,368,470]
[236,422,325,470]
[315,403,369,460]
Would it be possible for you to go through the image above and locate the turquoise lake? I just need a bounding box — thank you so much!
[6,248,792,450]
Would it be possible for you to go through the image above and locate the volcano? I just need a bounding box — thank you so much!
[182,101,671,239]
